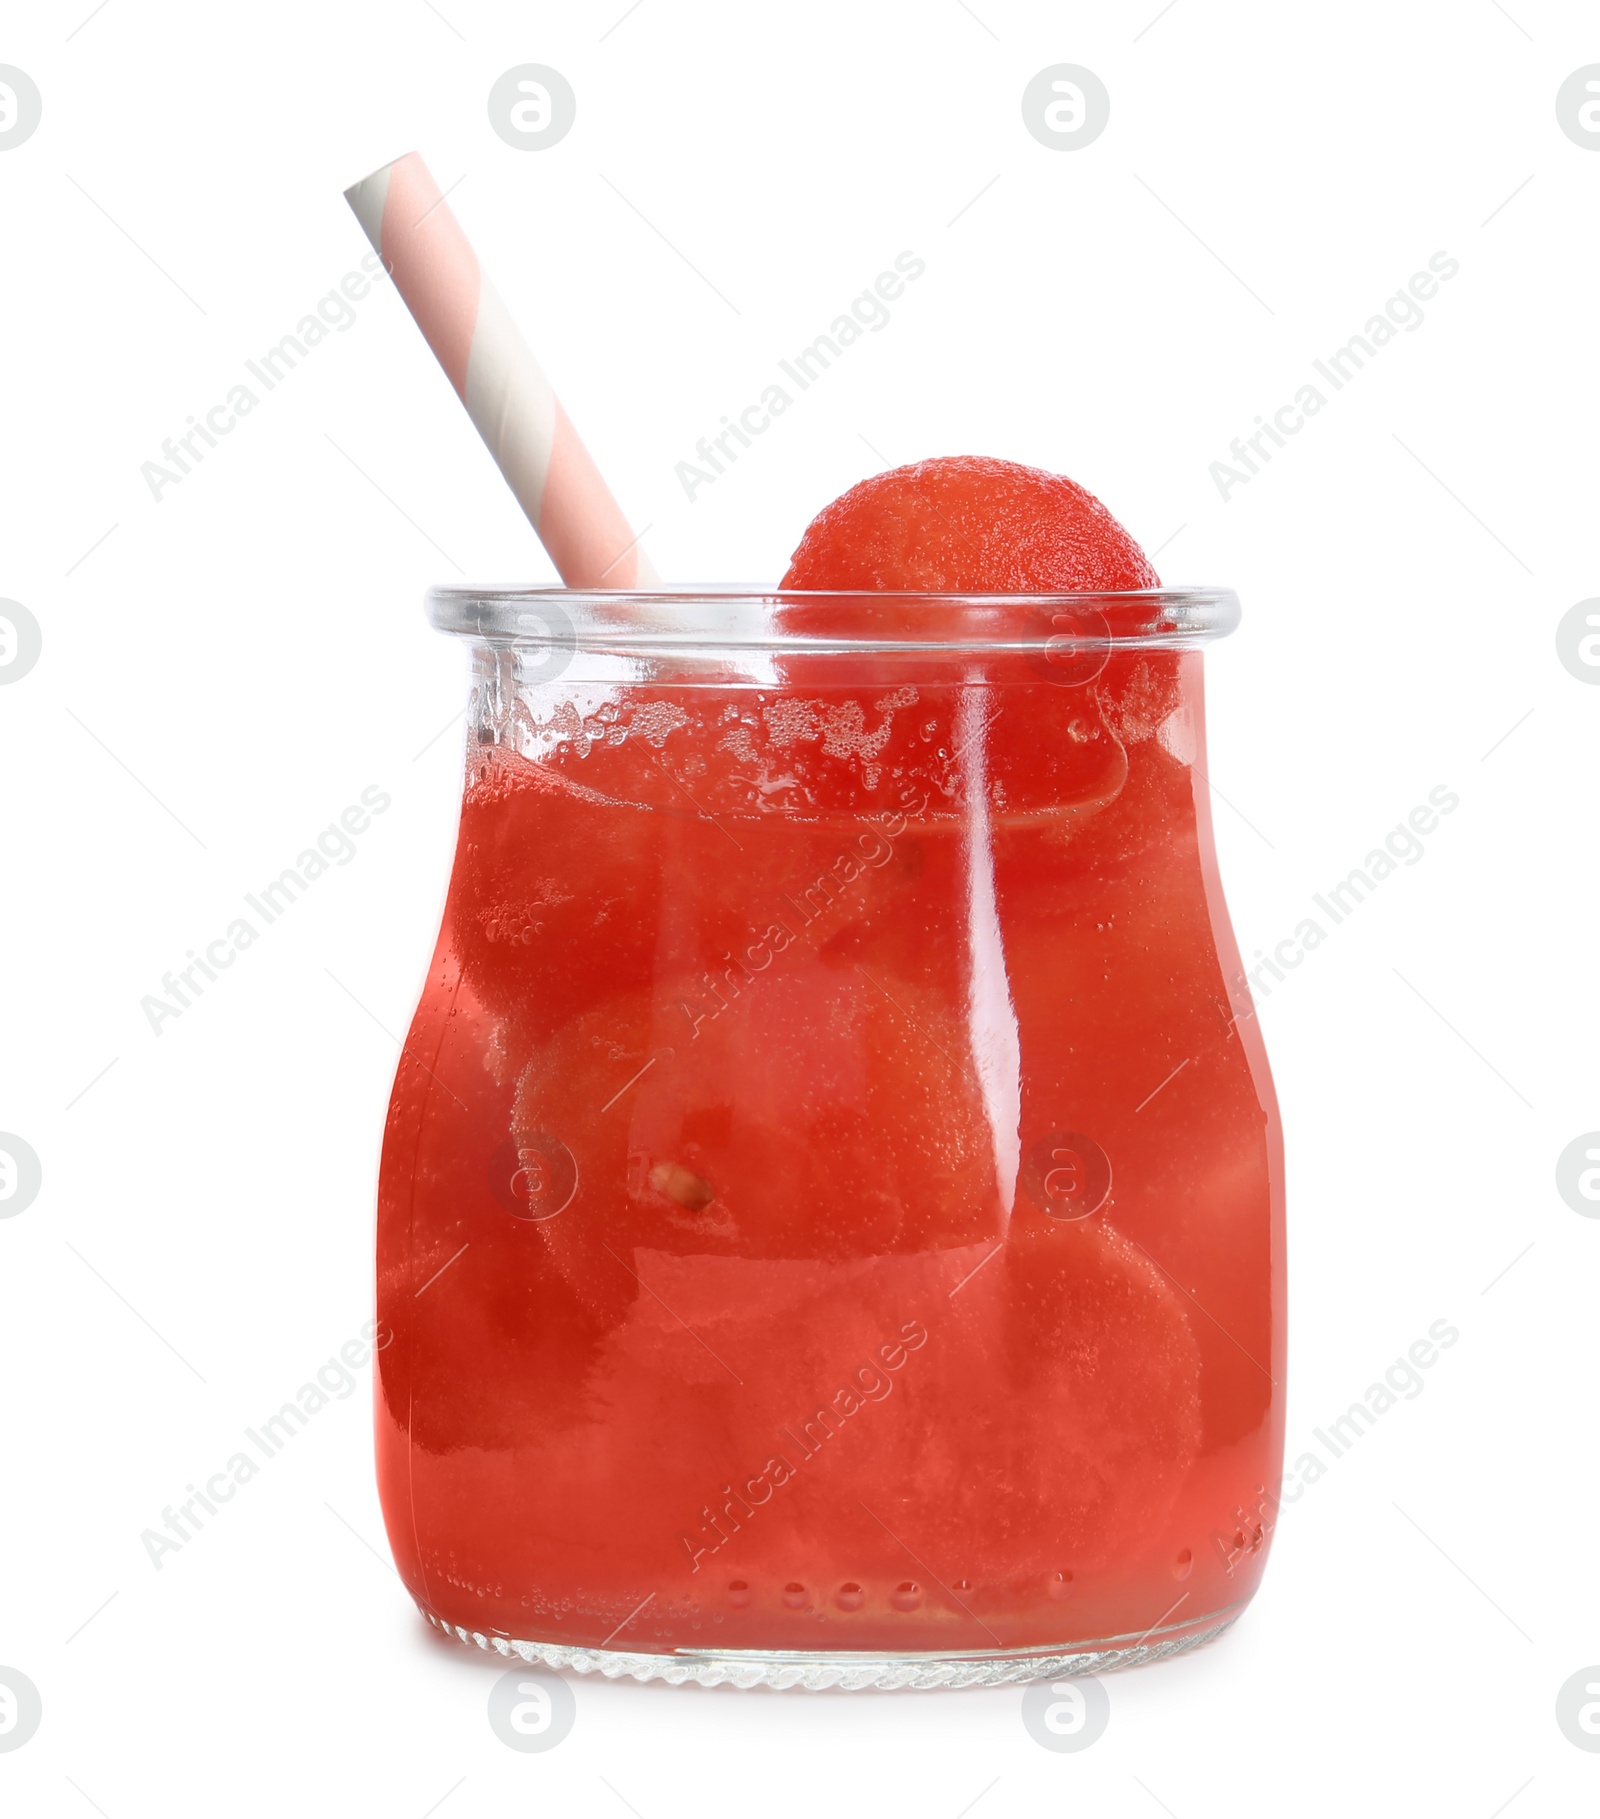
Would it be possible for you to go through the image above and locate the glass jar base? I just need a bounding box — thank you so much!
[421,1601,1244,1690]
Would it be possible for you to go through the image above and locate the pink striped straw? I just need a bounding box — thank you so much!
[345,151,657,589]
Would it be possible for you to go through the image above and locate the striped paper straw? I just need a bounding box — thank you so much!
[345,151,657,589]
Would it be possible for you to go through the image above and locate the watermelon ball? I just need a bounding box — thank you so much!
[780,455,1159,593]
[513,964,1005,1322]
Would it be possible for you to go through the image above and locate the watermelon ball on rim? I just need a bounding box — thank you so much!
[780,455,1160,593]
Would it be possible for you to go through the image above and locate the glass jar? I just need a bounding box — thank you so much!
[376,587,1284,1691]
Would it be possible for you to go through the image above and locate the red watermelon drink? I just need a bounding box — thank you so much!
[374,458,1284,1688]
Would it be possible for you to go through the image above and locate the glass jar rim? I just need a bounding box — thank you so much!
[426,585,1239,653]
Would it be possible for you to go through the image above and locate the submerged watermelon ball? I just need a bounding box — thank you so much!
[780,455,1159,592]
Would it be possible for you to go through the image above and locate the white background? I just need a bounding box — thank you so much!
[2,0,1597,1812]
